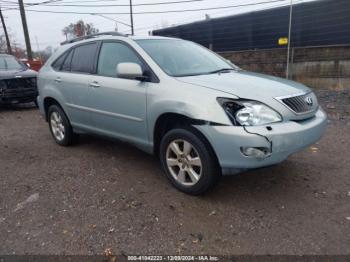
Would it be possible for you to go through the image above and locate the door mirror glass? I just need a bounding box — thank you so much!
[116,62,144,80]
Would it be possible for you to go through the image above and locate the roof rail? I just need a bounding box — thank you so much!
[60,31,126,45]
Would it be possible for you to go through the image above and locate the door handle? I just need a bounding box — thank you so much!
[54,77,62,83]
[89,81,100,88]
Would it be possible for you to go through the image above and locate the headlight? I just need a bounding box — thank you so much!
[217,98,282,126]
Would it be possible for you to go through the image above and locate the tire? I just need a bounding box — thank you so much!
[48,104,75,146]
[34,100,38,108]
[159,126,221,195]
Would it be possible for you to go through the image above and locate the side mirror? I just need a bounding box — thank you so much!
[116,63,146,81]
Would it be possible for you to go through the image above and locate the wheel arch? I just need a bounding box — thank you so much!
[152,112,219,165]
[43,96,65,121]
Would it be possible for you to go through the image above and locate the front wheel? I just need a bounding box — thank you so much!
[160,127,221,195]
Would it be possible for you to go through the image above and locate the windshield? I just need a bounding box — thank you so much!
[136,39,238,77]
[0,56,25,71]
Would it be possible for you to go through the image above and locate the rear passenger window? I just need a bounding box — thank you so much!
[97,42,143,77]
[70,43,98,73]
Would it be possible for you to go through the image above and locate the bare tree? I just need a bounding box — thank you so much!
[0,34,8,53]
[62,20,99,40]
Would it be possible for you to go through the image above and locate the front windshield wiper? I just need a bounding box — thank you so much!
[207,68,236,74]
[174,68,238,77]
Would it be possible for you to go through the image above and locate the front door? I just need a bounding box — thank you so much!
[88,41,150,147]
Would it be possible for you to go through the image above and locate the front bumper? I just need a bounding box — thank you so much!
[0,78,38,104]
[196,108,327,175]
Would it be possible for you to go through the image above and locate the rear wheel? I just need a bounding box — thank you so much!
[48,104,75,146]
[160,127,221,195]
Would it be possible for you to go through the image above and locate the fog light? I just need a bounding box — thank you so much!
[241,147,271,159]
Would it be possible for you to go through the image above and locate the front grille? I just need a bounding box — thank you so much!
[4,77,36,90]
[278,92,318,114]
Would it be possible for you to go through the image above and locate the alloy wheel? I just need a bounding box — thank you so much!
[166,139,202,186]
[50,111,65,141]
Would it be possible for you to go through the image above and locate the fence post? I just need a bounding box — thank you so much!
[290,47,295,80]
[206,14,213,50]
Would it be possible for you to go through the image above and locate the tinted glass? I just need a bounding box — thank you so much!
[136,39,238,77]
[71,43,98,73]
[97,42,143,77]
[52,52,68,71]
[61,49,73,72]
[0,56,24,70]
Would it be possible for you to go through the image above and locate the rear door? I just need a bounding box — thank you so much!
[58,42,99,128]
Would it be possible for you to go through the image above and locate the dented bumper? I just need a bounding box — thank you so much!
[195,108,327,175]
[0,77,38,104]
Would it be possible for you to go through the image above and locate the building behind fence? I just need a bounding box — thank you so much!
[152,0,350,90]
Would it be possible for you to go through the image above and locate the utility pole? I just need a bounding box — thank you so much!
[286,0,293,79]
[0,7,12,54]
[129,0,134,35]
[18,0,33,60]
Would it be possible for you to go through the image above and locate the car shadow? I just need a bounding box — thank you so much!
[73,132,304,201]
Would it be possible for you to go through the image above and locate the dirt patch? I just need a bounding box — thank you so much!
[0,102,349,255]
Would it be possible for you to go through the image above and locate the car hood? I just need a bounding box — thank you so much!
[0,69,37,80]
[175,71,311,100]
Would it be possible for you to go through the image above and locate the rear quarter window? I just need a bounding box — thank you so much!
[61,49,74,72]
[51,52,68,71]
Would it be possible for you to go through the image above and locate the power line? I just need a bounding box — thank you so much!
[1,0,206,7]
[121,0,299,33]
[0,0,202,6]
[0,0,62,5]
[2,0,287,15]
[91,14,131,27]
[147,8,350,41]
[21,0,121,4]
[146,0,345,32]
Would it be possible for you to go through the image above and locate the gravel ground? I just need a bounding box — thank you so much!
[0,92,349,255]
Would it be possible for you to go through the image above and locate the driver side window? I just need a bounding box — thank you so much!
[97,42,143,78]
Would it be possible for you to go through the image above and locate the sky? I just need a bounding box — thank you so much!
[1,0,315,51]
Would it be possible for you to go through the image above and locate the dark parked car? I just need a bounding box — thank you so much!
[0,54,38,105]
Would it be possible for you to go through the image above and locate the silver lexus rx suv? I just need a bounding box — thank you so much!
[37,32,327,195]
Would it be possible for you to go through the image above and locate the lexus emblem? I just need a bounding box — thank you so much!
[305,96,313,106]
